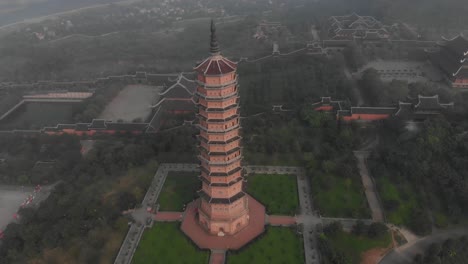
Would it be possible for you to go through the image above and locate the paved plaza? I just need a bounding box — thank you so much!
[0,186,32,231]
[98,85,162,122]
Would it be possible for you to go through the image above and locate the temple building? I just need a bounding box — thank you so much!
[428,34,468,88]
[312,95,453,122]
[327,13,390,41]
[194,20,249,236]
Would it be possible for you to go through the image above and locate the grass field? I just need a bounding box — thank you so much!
[311,174,370,218]
[132,223,209,264]
[244,151,302,166]
[157,171,199,211]
[323,230,392,264]
[377,177,417,225]
[246,174,299,215]
[228,227,304,264]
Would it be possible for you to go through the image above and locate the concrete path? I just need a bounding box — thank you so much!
[154,211,183,222]
[354,151,385,222]
[245,165,322,264]
[210,249,226,264]
[293,168,321,264]
[115,164,322,264]
[114,163,198,264]
[379,227,468,264]
[268,215,296,226]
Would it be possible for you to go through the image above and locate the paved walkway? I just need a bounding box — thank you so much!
[246,166,321,264]
[354,151,385,222]
[209,250,226,264]
[115,164,323,264]
[296,171,322,264]
[268,215,296,226]
[154,211,183,222]
[114,163,198,264]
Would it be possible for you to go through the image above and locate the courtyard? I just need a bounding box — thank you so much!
[228,227,304,264]
[246,173,299,215]
[132,222,209,264]
[157,171,199,211]
[311,174,370,218]
[98,85,162,122]
[0,102,77,130]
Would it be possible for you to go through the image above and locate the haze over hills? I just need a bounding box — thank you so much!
[0,0,124,26]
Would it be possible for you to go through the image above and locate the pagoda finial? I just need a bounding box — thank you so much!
[210,19,220,55]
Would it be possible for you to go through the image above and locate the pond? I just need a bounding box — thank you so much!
[0,102,79,130]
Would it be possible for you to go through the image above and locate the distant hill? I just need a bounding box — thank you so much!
[0,0,123,27]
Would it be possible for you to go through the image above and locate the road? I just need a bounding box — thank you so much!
[380,227,468,264]
[343,66,365,106]
[354,151,385,222]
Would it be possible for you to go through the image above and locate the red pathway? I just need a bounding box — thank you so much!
[209,250,226,264]
[154,211,183,222]
[181,195,266,250]
[268,215,297,226]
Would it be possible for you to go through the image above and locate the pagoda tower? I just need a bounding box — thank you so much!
[194,20,249,236]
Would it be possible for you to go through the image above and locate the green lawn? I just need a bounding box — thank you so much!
[311,174,370,218]
[244,151,302,166]
[228,227,304,264]
[246,174,299,215]
[132,223,209,264]
[323,230,392,264]
[157,171,200,211]
[377,177,417,225]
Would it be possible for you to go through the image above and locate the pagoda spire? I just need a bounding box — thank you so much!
[210,19,220,55]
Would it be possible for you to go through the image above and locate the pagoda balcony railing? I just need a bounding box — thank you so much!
[201,175,244,187]
[196,75,238,89]
[198,96,240,108]
[198,94,240,104]
[200,166,242,177]
[198,136,242,146]
[198,104,239,112]
[197,124,240,133]
[199,146,241,156]
[198,155,242,166]
[195,91,238,100]
[198,108,239,120]
[197,114,239,123]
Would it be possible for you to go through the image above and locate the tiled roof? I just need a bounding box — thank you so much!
[194,55,237,75]
[395,102,413,116]
[428,48,464,77]
[415,95,442,110]
[442,35,468,58]
[105,122,148,131]
[350,107,397,115]
[88,119,107,129]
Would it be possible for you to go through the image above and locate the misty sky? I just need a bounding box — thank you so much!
[0,0,48,14]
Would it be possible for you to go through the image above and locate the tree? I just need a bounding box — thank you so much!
[117,192,137,211]
[352,220,366,236]
[367,222,388,238]
[324,221,343,236]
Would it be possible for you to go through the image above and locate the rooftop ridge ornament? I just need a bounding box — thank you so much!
[210,19,220,55]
